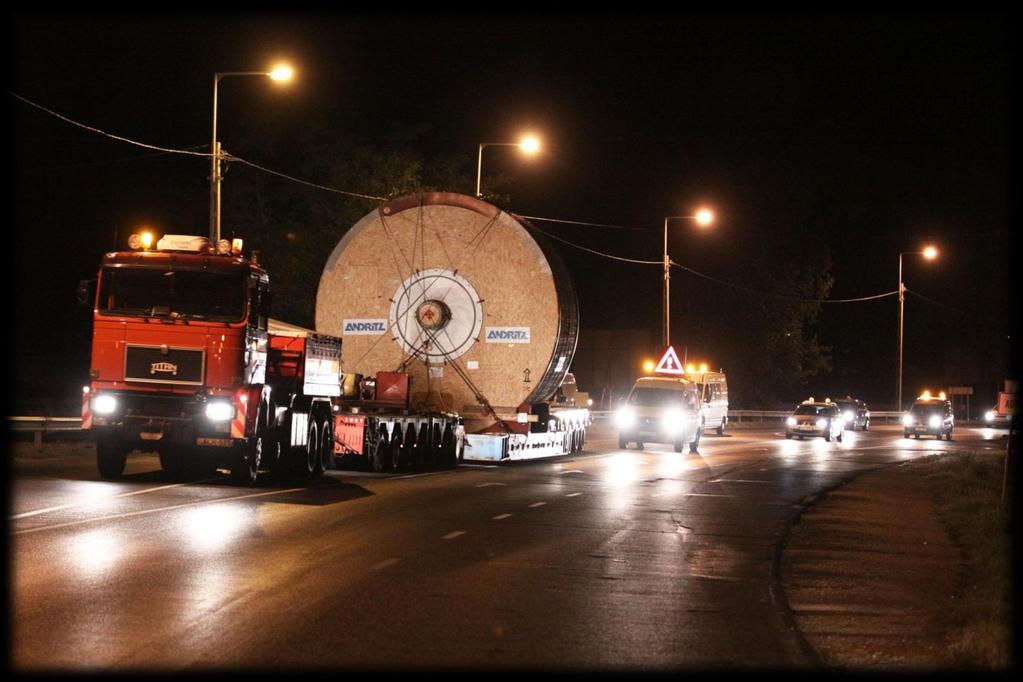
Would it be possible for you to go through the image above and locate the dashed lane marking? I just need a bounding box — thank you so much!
[442,530,466,540]
[492,513,513,520]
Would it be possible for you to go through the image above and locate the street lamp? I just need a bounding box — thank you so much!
[209,64,294,243]
[897,245,939,411]
[663,209,714,347]
[475,135,541,198]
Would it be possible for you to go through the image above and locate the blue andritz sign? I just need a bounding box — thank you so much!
[343,319,387,335]
[485,327,531,343]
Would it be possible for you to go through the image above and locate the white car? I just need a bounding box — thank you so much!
[785,399,845,442]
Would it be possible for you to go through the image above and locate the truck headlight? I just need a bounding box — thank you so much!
[615,407,636,429]
[205,401,235,421]
[928,415,942,428]
[902,415,915,426]
[786,416,797,427]
[91,394,117,416]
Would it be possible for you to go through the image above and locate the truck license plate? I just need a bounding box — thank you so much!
[197,437,233,447]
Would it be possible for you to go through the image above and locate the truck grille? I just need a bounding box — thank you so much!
[124,345,205,386]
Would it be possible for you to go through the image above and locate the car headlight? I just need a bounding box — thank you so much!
[661,408,685,433]
[903,414,915,426]
[205,401,235,421]
[786,416,797,427]
[91,394,117,416]
[615,407,636,429]
[816,418,827,429]
[844,411,854,422]
[928,415,942,428]
[985,410,995,423]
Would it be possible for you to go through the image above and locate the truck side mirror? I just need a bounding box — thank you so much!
[76,279,96,307]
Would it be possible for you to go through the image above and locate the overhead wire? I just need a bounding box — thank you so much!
[9,91,946,310]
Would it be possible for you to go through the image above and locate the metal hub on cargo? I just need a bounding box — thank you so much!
[390,269,481,363]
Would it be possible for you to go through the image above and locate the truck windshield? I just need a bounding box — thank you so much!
[628,387,697,408]
[98,266,247,322]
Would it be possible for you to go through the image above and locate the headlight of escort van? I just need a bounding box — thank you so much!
[91,393,118,416]
[928,414,942,428]
[844,410,855,422]
[661,408,685,433]
[205,401,235,421]
[985,410,996,423]
[902,414,915,426]
[615,407,636,429]
[815,418,827,429]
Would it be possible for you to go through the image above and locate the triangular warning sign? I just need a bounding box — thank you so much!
[654,346,684,375]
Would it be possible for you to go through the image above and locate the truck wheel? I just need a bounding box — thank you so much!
[231,438,262,486]
[432,424,444,467]
[389,431,404,472]
[417,424,431,470]
[369,432,387,473]
[96,434,127,478]
[296,420,320,481]
[319,419,334,473]
[442,425,457,468]
[405,423,420,471]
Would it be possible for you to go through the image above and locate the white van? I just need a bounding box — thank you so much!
[615,376,703,453]
[689,370,729,435]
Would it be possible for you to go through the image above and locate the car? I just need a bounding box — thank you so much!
[903,392,954,440]
[785,398,845,442]
[983,408,1012,429]
[616,376,703,453]
[834,397,870,431]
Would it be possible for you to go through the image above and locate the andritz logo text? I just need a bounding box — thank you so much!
[343,319,387,335]
[485,327,531,343]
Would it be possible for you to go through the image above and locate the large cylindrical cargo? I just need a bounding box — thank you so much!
[316,192,578,423]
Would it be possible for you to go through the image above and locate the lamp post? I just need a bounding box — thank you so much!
[897,245,939,411]
[475,135,541,198]
[209,64,293,243]
[662,209,714,347]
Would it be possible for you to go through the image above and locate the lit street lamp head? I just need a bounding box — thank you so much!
[268,64,294,82]
[519,135,541,154]
[695,208,714,227]
[923,245,938,260]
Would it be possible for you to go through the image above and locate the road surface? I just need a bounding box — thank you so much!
[9,423,1008,671]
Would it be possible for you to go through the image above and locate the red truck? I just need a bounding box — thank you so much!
[81,232,464,484]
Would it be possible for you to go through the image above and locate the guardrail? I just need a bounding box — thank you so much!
[7,416,84,448]
[589,410,908,425]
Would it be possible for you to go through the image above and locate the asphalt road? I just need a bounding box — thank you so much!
[9,423,1009,671]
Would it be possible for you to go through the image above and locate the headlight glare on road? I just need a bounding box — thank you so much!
[928,414,942,428]
[205,401,235,422]
[91,394,117,416]
[615,407,635,429]
[902,414,914,426]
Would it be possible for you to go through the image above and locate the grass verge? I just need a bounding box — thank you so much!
[915,449,1013,669]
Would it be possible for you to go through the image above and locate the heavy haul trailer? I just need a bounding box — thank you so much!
[81,233,462,484]
[316,191,591,464]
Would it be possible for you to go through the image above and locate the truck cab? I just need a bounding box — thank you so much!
[84,233,286,480]
[614,376,703,453]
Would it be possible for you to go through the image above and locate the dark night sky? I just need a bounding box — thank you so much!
[9,10,1017,411]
